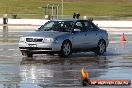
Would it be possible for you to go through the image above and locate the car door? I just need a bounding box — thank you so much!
[84,21,99,48]
[71,21,88,49]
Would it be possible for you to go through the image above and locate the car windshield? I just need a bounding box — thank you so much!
[38,21,74,32]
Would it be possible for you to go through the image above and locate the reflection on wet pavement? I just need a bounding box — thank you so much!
[0,29,132,88]
[19,55,108,88]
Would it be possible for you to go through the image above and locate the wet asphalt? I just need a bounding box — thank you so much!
[0,28,132,88]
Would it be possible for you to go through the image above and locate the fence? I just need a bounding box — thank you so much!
[0,14,132,20]
[0,25,39,42]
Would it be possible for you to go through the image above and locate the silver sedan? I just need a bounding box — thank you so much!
[19,19,109,58]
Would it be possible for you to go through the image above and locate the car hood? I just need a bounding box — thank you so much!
[23,31,70,38]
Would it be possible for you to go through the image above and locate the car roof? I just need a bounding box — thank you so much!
[50,19,77,22]
[50,19,92,22]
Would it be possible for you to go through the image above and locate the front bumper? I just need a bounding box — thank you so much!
[19,42,61,53]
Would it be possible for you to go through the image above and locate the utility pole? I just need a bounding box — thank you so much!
[62,0,64,19]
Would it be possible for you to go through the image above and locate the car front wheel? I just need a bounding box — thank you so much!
[21,51,33,57]
[95,39,106,55]
[59,41,72,58]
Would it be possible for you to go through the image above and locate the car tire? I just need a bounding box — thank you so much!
[26,52,33,57]
[94,39,106,55]
[22,51,33,57]
[22,57,33,61]
[59,40,72,58]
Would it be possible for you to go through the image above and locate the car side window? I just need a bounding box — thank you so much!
[74,21,86,32]
[84,21,90,31]
[63,22,72,32]
[85,21,97,31]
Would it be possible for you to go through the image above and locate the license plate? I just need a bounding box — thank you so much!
[28,44,37,47]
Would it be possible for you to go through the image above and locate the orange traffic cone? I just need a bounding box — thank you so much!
[121,41,125,48]
[121,33,126,41]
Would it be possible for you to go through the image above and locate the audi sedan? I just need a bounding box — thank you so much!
[19,19,109,58]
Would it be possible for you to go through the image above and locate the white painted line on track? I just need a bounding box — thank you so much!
[0,49,3,51]
[8,49,19,51]
[0,49,19,51]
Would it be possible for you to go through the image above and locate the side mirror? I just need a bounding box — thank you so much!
[72,28,81,33]
[74,29,81,32]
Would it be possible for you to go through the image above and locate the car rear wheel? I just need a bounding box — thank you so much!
[95,39,106,55]
[59,41,72,58]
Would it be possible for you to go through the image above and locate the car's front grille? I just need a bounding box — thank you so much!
[26,38,43,42]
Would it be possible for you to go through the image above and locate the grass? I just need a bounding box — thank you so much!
[0,0,132,18]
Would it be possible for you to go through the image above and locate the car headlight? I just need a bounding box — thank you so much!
[19,37,25,42]
[44,38,58,43]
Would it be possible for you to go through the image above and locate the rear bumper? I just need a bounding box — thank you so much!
[104,38,109,52]
[106,38,109,47]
